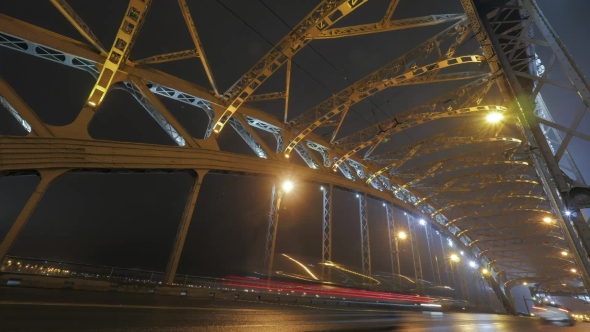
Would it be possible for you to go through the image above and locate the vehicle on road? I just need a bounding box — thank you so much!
[533,303,575,326]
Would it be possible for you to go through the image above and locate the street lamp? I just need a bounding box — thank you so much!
[486,112,504,123]
[571,268,578,274]
[398,231,407,240]
[450,254,460,262]
[561,251,569,256]
[469,261,477,268]
[482,268,489,275]
[282,180,294,192]
[419,219,426,225]
[543,217,553,223]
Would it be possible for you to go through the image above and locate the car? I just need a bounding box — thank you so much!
[533,304,575,326]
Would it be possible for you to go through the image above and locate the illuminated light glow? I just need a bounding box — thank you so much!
[482,268,489,275]
[450,254,460,262]
[419,219,426,225]
[543,217,553,223]
[561,251,568,256]
[282,181,294,192]
[420,303,442,307]
[469,261,477,268]
[398,231,407,240]
[486,112,504,123]
[284,154,290,158]
[320,186,324,191]
[356,194,359,198]
[571,268,578,273]
[88,101,96,106]
[523,282,528,286]
[459,251,464,256]
[565,211,571,216]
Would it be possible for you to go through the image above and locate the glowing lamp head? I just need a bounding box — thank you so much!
[282,181,294,192]
[543,217,553,223]
[88,101,96,107]
[565,211,571,216]
[523,282,528,286]
[469,261,477,268]
[561,251,568,256]
[284,154,290,158]
[482,268,489,275]
[419,219,426,225]
[398,231,407,240]
[450,254,460,262]
[571,268,578,273]
[486,112,504,123]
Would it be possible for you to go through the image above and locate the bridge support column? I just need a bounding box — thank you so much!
[0,169,66,261]
[407,215,424,295]
[321,184,332,282]
[424,225,438,286]
[358,193,371,279]
[263,183,283,281]
[385,204,401,290]
[163,170,208,285]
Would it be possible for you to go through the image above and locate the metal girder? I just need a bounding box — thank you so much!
[86,0,151,108]
[462,0,590,292]
[49,0,107,56]
[164,170,207,284]
[447,208,553,226]
[385,204,402,289]
[178,0,219,96]
[366,135,520,185]
[333,104,505,172]
[212,0,369,134]
[321,185,333,281]
[367,121,520,164]
[358,193,371,278]
[407,214,425,294]
[247,91,286,102]
[116,81,190,147]
[264,184,282,281]
[424,224,438,286]
[430,195,547,218]
[333,75,495,165]
[136,49,199,65]
[306,141,332,167]
[316,14,466,39]
[294,144,321,170]
[0,75,49,136]
[286,19,471,152]
[228,117,269,159]
[0,170,67,261]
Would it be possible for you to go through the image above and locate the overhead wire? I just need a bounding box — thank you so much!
[214,0,375,128]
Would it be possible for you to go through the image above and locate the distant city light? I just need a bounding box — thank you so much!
[419,219,426,225]
[282,181,294,192]
[486,112,504,123]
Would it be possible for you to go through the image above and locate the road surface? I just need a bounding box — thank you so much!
[1,287,587,331]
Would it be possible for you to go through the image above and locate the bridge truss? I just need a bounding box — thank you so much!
[1,0,590,314]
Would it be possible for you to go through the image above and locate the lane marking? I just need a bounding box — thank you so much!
[0,301,262,312]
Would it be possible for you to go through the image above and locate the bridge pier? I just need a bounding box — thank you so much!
[321,184,332,281]
[407,214,425,295]
[384,204,401,290]
[163,170,208,285]
[357,193,371,280]
[263,183,283,281]
[0,170,66,262]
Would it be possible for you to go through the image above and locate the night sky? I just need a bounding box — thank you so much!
[1,0,589,280]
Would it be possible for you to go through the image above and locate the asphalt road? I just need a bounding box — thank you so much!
[1,287,587,331]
